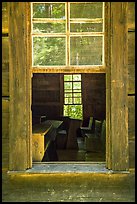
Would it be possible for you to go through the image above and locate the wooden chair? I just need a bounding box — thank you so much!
[56,116,70,149]
[84,119,104,152]
[80,116,94,138]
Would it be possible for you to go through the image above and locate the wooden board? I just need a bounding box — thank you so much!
[8,2,31,170]
[2,2,8,34]
[128,2,135,31]
[108,2,129,170]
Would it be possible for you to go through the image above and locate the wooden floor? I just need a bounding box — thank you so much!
[57,137,105,162]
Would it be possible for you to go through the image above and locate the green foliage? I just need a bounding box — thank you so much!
[64,105,83,120]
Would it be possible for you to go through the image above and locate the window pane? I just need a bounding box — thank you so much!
[64,105,83,120]
[65,93,72,97]
[33,23,65,34]
[74,98,81,104]
[70,23,103,32]
[73,75,81,81]
[70,36,103,65]
[73,82,81,89]
[33,3,65,19]
[65,98,72,104]
[33,37,66,66]
[64,82,72,90]
[64,75,72,81]
[73,93,81,97]
[70,3,103,19]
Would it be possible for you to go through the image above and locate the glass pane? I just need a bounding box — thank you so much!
[74,98,81,104]
[65,93,72,97]
[70,36,103,65]
[65,98,72,104]
[70,3,103,19]
[73,74,81,81]
[64,82,72,90]
[64,75,72,81]
[73,93,81,97]
[70,23,103,32]
[73,82,81,89]
[33,3,65,19]
[33,37,66,66]
[64,105,83,120]
[33,23,65,34]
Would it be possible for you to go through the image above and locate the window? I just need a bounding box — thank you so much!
[64,74,82,119]
[31,2,105,69]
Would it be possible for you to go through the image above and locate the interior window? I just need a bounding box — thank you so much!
[64,74,83,119]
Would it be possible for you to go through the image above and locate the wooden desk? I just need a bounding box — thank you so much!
[32,120,63,162]
[32,123,52,162]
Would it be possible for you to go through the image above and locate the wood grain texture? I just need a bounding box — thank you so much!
[8,2,31,170]
[2,2,8,34]
[110,2,129,170]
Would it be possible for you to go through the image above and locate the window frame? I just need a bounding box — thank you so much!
[31,2,105,73]
[63,74,83,119]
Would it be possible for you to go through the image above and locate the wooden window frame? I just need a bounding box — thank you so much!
[63,74,83,119]
[8,2,129,171]
[31,2,105,73]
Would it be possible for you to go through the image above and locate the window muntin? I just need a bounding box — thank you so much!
[31,2,105,69]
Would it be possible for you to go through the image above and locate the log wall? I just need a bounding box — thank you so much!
[2,2,9,169]
[127,2,135,168]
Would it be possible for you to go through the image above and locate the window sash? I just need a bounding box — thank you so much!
[31,2,105,68]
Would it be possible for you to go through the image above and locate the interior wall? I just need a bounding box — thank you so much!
[127,2,135,168]
[32,73,63,124]
[82,73,106,126]
[32,73,106,125]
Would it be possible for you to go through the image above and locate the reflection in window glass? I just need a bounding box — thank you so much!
[70,36,103,65]
[33,37,66,66]
[70,23,103,33]
[33,3,65,19]
[33,23,65,34]
[70,2,103,19]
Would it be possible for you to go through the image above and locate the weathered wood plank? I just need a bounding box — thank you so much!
[2,98,9,168]
[110,2,129,170]
[128,2,135,31]
[9,2,31,170]
[128,96,135,139]
[2,37,9,63]
[129,140,135,168]
[2,2,8,34]
[128,65,135,94]
[128,32,135,65]
[2,63,9,96]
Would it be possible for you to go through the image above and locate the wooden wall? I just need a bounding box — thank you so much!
[127,2,135,168]
[32,74,63,123]
[2,2,9,169]
[2,2,135,169]
[32,73,106,125]
[82,73,106,126]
